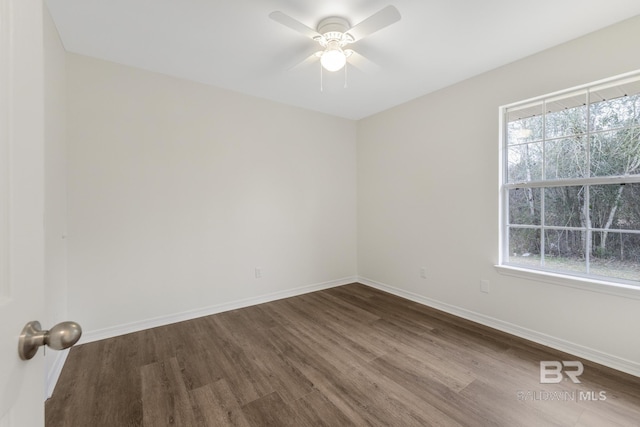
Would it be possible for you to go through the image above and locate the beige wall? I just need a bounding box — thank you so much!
[66,54,357,333]
[357,16,640,373]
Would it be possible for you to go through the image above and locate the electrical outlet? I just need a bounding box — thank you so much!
[480,279,489,293]
[420,267,427,279]
[255,267,262,279]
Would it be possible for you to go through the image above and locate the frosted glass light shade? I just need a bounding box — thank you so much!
[321,48,346,72]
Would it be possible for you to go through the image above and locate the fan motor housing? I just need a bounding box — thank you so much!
[317,16,350,37]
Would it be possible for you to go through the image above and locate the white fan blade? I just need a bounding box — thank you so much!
[288,52,321,71]
[346,5,401,42]
[347,50,379,73]
[269,11,321,40]
[347,49,380,73]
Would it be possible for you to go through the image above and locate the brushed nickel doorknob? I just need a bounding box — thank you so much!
[18,320,82,360]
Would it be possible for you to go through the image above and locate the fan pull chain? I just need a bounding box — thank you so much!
[344,63,348,89]
[319,62,349,91]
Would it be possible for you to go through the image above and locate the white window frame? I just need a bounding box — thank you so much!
[497,71,640,299]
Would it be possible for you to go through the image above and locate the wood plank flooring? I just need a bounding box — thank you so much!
[45,283,640,426]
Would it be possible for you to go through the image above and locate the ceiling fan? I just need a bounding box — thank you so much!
[269,5,401,73]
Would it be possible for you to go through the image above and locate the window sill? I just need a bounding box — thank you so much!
[494,264,640,300]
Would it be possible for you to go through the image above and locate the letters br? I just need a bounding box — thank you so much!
[540,361,583,384]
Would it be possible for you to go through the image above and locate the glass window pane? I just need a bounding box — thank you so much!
[590,184,640,231]
[590,129,640,177]
[507,116,543,145]
[506,102,543,145]
[507,227,541,266]
[615,183,640,230]
[508,188,540,225]
[507,142,542,183]
[544,136,587,180]
[589,88,640,132]
[590,232,640,281]
[545,94,587,139]
[544,186,585,227]
[544,229,586,274]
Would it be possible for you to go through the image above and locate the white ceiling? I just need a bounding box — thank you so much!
[46,0,640,120]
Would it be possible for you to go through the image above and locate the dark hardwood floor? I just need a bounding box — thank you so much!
[46,283,640,426]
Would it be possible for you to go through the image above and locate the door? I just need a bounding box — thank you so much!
[0,0,47,425]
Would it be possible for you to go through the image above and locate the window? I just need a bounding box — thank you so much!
[500,73,640,288]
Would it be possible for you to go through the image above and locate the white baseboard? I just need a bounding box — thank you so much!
[358,276,640,378]
[79,276,357,345]
[50,274,637,399]
[45,349,69,399]
[45,277,356,399]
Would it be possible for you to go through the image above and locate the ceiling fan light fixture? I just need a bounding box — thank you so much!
[269,6,401,77]
[320,40,346,72]
[320,49,346,72]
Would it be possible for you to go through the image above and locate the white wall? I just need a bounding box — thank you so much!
[357,16,640,374]
[66,55,357,335]
[43,5,69,395]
